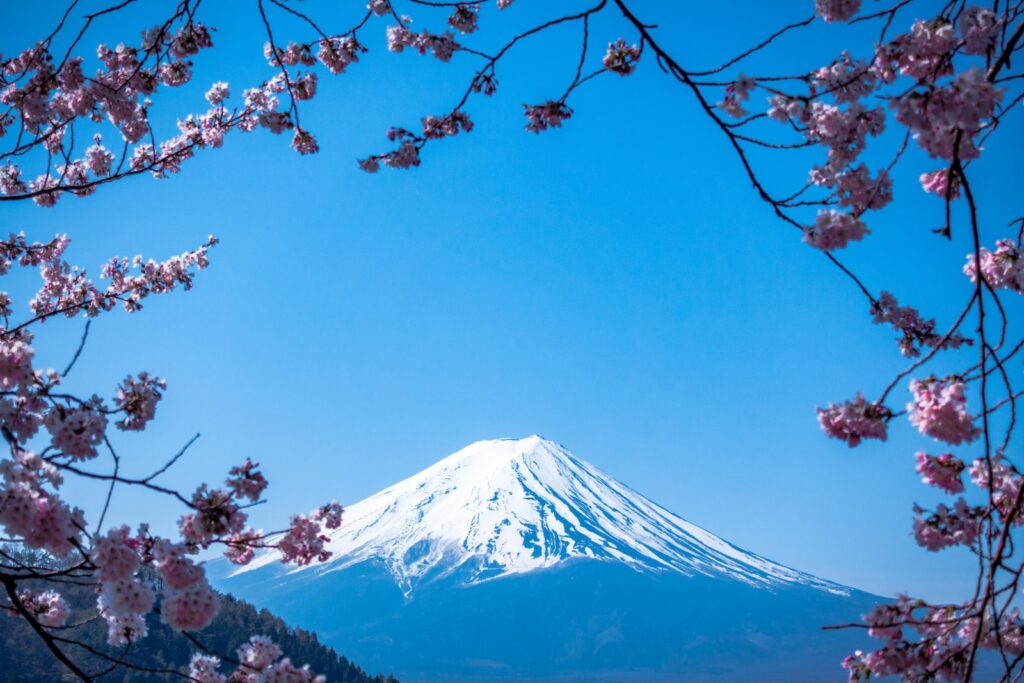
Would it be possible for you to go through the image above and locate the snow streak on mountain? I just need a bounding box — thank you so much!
[235,436,847,597]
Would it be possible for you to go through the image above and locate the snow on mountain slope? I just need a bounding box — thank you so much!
[233,436,848,596]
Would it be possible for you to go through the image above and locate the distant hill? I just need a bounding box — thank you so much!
[0,582,398,683]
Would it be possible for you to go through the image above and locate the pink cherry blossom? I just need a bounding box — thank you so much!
[84,135,115,177]
[178,484,246,547]
[368,0,391,17]
[813,51,876,103]
[913,498,982,551]
[0,483,85,555]
[523,101,572,133]
[387,25,460,62]
[907,376,980,445]
[448,4,480,34]
[964,239,1024,293]
[93,525,141,582]
[0,335,35,389]
[914,452,965,494]
[958,6,1001,56]
[205,81,230,105]
[43,401,108,460]
[19,589,70,627]
[278,513,331,565]
[422,111,473,139]
[102,610,147,646]
[870,291,970,358]
[603,39,641,76]
[160,577,219,631]
[99,577,156,616]
[189,654,226,683]
[814,0,861,23]
[816,393,890,447]
[291,128,319,155]
[811,164,891,214]
[227,458,269,501]
[154,541,205,589]
[803,209,869,251]
[317,37,365,75]
[314,501,344,529]
[919,168,959,198]
[893,67,1003,161]
[225,528,262,565]
[113,372,166,431]
[238,635,284,670]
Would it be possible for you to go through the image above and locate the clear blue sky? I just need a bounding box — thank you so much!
[3,1,1017,602]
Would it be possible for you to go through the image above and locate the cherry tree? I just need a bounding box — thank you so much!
[1,0,1022,681]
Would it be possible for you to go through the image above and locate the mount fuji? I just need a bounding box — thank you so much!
[209,436,880,682]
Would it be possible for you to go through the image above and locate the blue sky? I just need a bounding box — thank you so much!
[3,0,1018,602]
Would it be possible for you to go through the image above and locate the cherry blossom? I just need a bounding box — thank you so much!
[448,5,480,35]
[893,67,1003,162]
[907,376,980,446]
[18,589,69,628]
[227,458,269,501]
[278,514,332,565]
[811,164,892,214]
[523,101,572,133]
[815,0,861,23]
[238,634,283,670]
[113,372,166,431]
[93,525,142,582]
[915,452,966,494]
[99,577,156,617]
[603,39,641,76]
[387,25,461,62]
[913,499,982,551]
[870,291,970,358]
[919,168,959,198]
[958,6,1001,56]
[160,577,220,631]
[964,239,1024,293]
[205,81,230,105]
[102,610,147,647]
[803,209,869,251]
[189,654,226,683]
[315,501,344,529]
[816,394,891,447]
[813,51,876,103]
[43,401,108,460]
[317,36,365,75]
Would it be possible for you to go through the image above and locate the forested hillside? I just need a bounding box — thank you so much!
[1,584,397,683]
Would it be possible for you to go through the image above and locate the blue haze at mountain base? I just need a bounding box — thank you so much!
[210,557,878,683]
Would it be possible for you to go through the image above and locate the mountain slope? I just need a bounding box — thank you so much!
[213,436,880,682]
[236,436,845,596]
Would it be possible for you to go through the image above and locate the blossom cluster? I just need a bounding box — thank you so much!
[907,376,979,446]
[0,233,343,668]
[523,101,573,134]
[0,22,215,206]
[717,74,755,118]
[603,39,641,77]
[387,24,461,62]
[964,239,1024,294]
[870,291,970,358]
[803,209,869,251]
[914,452,965,494]
[189,635,326,683]
[17,589,70,627]
[816,393,891,447]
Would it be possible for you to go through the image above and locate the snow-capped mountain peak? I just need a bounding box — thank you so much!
[235,436,847,596]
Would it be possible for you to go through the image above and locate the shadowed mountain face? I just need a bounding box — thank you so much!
[210,437,881,682]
